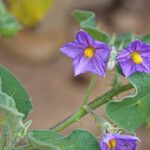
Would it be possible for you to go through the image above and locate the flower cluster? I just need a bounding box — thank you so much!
[60,30,150,78]
[60,30,143,150]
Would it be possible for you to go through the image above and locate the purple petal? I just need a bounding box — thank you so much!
[73,54,91,76]
[100,142,109,150]
[117,49,131,62]
[114,134,139,150]
[114,134,139,141]
[119,60,136,77]
[85,56,106,77]
[76,30,95,46]
[96,46,111,60]
[116,139,137,150]
[93,40,110,50]
[140,43,150,54]
[130,40,142,52]
[136,58,150,73]
[60,41,86,58]
[100,133,139,150]
[140,44,150,57]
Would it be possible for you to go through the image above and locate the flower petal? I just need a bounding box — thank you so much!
[60,42,85,58]
[130,40,142,51]
[100,142,109,150]
[96,46,111,60]
[93,40,109,49]
[136,58,150,73]
[116,139,137,150]
[85,56,106,77]
[119,60,136,77]
[140,44,150,58]
[115,134,139,150]
[117,49,131,62]
[114,134,139,141]
[76,30,95,46]
[100,134,139,150]
[73,55,91,76]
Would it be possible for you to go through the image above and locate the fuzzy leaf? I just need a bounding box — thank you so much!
[28,129,99,150]
[0,65,33,119]
[142,34,150,43]
[72,9,110,43]
[106,73,150,133]
[115,32,133,49]
[0,92,30,137]
[115,32,141,49]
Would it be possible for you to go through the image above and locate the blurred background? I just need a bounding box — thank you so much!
[0,0,150,149]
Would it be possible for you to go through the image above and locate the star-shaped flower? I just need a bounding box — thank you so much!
[117,40,150,77]
[60,30,110,77]
[100,133,139,150]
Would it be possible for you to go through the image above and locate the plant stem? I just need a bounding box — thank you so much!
[83,105,113,133]
[109,33,116,45]
[83,74,97,105]
[16,144,33,150]
[50,83,133,132]
[1,121,9,149]
[83,105,107,126]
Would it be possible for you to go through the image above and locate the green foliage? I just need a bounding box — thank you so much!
[72,9,110,43]
[115,32,140,49]
[0,1,20,37]
[28,129,99,150]
[106,73,150,133]
[0,91,31,139]
[0,65,33,119]
[142,34,150,43]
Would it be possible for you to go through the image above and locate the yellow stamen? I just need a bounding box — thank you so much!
[84,47,94,58]
[107,139,116,149]
[131,51,142,64]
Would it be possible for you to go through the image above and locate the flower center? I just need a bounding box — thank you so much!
[107,139,116,149]
[131,51,142,64]
[84,47,94,58]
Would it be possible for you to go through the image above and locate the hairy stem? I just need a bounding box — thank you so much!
[1,121,8,149]
[16,144,33,150]
[83,74,97,105]
[50,83,133,132]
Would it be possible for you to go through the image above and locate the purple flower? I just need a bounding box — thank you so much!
[100,133,139,150]
[60,30,110,77]
[117,40,150,77]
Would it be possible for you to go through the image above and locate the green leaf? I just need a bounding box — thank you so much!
[72,9,96,29]
[106,73,150,133]
[28,129,99,150]
[115,32,132,48]
[142,34,150,43]
[0,92,30,137]
[115,32,141,49]
[72,9,110,43]
[0,65,33,119]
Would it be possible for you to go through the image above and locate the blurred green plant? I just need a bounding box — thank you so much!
[0,0,20,37]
